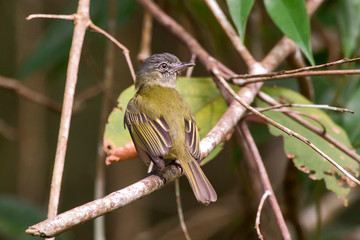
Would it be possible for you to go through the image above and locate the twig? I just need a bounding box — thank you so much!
[288,49,314,101]
[233,69,360,86]
[258,91,360,164]
[26,14,75,21]
[239,122,290,240]
[175,179,191,240]
[26,14,136,82]
[204,0,256,68]
[215,73,360,185]
[247,108,328,134]
[93,0,117,239]
[255,190,271,240]
[73,84,103,112]
[0,76,61,113]
[89,22,135,81]
[231,57,360,81]
[256,103,354,114]
[137,11,153,63]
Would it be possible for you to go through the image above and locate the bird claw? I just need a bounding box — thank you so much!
[146,171,166,184]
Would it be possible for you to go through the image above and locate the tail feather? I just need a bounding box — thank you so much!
[181,157,217,205]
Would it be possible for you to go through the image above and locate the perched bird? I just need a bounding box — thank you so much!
[124,53,217,204]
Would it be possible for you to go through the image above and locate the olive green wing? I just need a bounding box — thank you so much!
[124,101,173,170]
[185,119,201,161]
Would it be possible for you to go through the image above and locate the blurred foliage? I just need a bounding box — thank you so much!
[0,195,70,240]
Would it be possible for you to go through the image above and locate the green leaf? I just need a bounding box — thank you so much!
[226,0,255,42]
[103,77,228,164]
[264,0,314,65]
[336,0,360,58]
[343,87,360,148]
[256,87,359,199]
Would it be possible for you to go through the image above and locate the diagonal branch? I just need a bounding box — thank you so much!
[257,91,360,164]
[0,75,61,112]
[204,0,256,68]
[238,122,290,240]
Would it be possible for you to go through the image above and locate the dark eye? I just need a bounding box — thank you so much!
[160,63,168,69]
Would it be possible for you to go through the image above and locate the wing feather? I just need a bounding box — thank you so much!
[124,101,173,168]
[185,119,201,160]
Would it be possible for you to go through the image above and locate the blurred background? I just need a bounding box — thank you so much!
[1,0,360,239]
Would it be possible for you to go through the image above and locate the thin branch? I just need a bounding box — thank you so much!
[255,190,271,240]
[204,0,256,68]
[89,22,136,82]
[233,69,360,86]
[214,73,360,185]
[239,122,290,240]
[175,179,191,240]
[93,0,117,239]
[288,49,314,101]
[73,84,103,112]
[26,14,136,83]
[26,14,75,21]
[137,11,153,63]
[0,76,61,113]
[256,103,354,114]
[258,91,360,164]
[231,57,360,81]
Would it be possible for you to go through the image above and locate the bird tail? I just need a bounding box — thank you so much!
[181,154,217,205]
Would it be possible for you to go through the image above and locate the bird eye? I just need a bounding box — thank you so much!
[160,63,168,69]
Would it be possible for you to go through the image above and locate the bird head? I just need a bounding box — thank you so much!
[135,53,195,90]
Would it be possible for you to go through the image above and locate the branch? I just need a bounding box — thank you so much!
[255,190,271,240]
[232,57,360,81]
[215,73,360,185]
[233,69,360,86]
[175,179,191,240]
[257,91,360,164]
[204,0,256,68]
[26,164,182,237]
[0,76,61,113]
[238,122,290,240]
[26,14,136,82]
[137,11,153,63]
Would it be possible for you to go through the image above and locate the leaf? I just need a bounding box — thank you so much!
[103,77,228,164]
[226,0,255,42]
[343,87,360,148]
[264,0,315,65]
[256,87,359,199]
[336,0,360,58]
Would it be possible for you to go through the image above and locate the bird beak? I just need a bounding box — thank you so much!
[170,62,195,73]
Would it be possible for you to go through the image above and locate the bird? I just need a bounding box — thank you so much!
[124,53,217,205]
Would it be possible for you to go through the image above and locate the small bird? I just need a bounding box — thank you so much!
[124,53,217,204]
